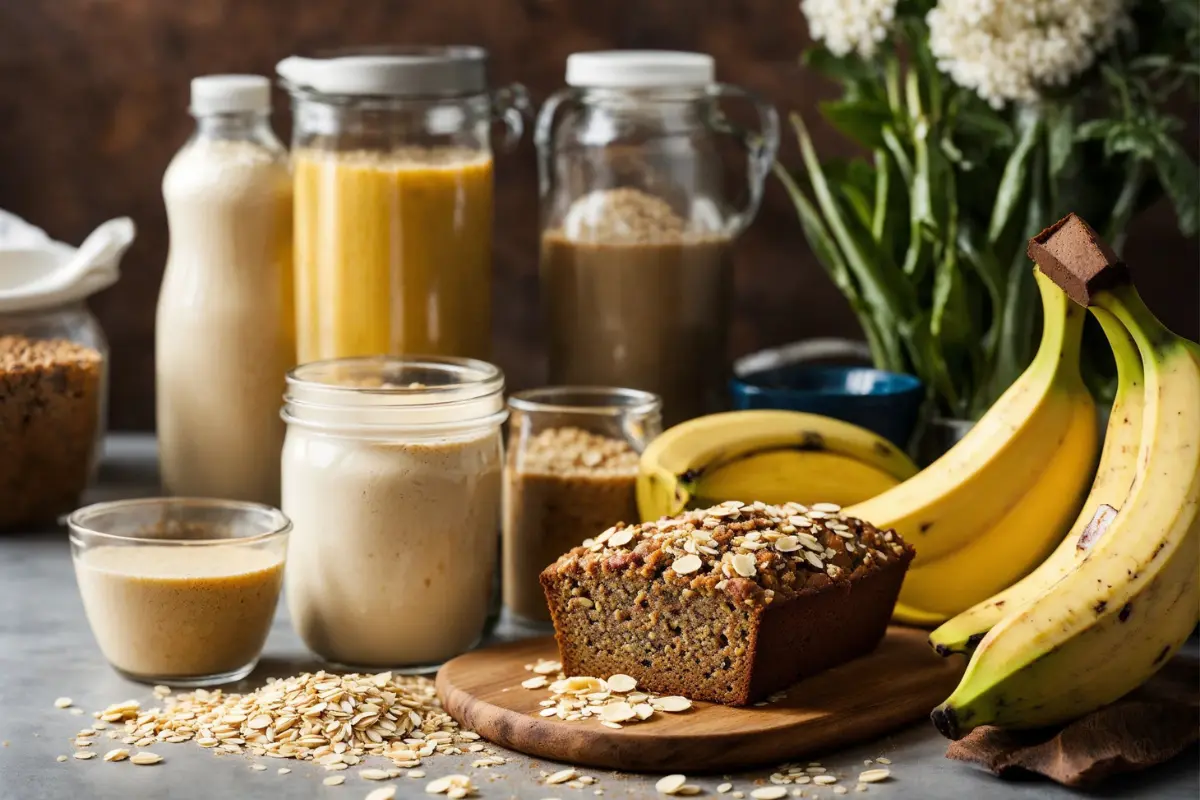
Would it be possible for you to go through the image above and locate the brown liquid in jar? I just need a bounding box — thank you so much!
[541,189,733,427]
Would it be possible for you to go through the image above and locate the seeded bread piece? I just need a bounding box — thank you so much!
[540,501,915,706]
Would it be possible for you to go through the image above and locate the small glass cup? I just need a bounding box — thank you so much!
[69,498,290,687]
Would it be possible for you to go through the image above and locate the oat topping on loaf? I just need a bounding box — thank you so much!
[544,501,912,608]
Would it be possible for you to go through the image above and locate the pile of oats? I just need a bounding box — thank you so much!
[520,658,692,728]
[85,671,479,771]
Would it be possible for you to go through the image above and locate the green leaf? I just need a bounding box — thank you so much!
[955,107,1015,147]
[903,116,935,278]
[907,26,943,120]
[932,173,971,359]
[791,112,912,369]
[884,56,904,120]
[772,162,857,298]
[957,222,1006,394]
[881,126,914,183]
[771,160,895,371]
[981,148,1048,414]
[1075,119,1117,142]
[1105,125,1161,161]
[871,149,891,244]
[802,47,879,87]
[940,135,968,167]
[1105,162,1145,251]
[1046,104,1075,181]
[838,182,876,233]
[819,99,892,150]
[901,314,961,414]
[1152,134,1200,236]
[987,105,1042,245]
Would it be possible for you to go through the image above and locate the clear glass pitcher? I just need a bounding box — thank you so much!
[278,48,527,364]
[535,51,779,427]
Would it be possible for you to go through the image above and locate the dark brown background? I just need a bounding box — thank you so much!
[1,0,1196,431]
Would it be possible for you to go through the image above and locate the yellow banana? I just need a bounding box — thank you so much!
[637,410,917,521]
[928,308,1144,651]
[846,270,1092,564]
[690,449,904,509]
[892,390,1097,625]
[931,268,1200,737]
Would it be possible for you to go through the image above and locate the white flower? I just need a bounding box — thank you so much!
[800,0,899,59]
[927,0,1129,108]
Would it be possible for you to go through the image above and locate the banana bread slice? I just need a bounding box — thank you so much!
[540,501,914,706]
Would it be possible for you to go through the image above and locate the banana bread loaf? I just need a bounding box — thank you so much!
[540,500,914,706]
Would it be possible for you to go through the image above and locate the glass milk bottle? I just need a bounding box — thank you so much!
[536,51,779,426]
[157,75,294,505]
[277,48,526,363]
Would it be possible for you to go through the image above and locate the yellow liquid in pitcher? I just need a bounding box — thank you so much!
[293,149,493,363]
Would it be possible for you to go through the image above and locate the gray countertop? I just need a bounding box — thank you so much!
[1,434,1196,800]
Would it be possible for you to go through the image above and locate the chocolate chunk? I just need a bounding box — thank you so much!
[1027,213,1128,306]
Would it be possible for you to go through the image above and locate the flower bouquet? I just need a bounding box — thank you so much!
[779,0,1198,418]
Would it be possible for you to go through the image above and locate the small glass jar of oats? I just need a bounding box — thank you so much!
[503,387,662,627]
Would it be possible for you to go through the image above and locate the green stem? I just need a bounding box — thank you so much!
[1104,162,1145,253]
[772,160,899,371]
[791,113,912,368]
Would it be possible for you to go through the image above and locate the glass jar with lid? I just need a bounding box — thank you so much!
[502,387,662,628]
[281,356,506,670]
[0,218,129,530]
[277,48,527,364]
[535,51,779,427]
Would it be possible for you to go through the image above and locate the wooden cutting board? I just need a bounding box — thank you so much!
[436,627,965,772]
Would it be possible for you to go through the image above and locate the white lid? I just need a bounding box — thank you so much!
[565,51,715,88]
[277,48,488,97]
[190,75,271,115]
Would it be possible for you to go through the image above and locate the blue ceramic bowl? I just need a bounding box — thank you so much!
[730,365,924,448]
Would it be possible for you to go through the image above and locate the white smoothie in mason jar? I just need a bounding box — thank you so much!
[281,357,505,669]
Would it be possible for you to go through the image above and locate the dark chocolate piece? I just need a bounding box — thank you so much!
[1027,213,1128,306]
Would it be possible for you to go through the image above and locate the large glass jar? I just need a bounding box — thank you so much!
[277,48,527,363]
[0,303,108,529]
[281,356,506,671]
[502,387,661,628]
[535,51,779,427]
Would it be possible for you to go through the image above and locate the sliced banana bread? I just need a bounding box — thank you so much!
[540,501,914,706]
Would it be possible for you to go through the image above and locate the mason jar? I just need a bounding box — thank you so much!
[277,48,527,364]
[281,356,506,670]
[502,387,662,627]
[0,302,108,529]
[536,51,779,427]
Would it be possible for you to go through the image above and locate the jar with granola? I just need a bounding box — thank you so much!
[0,306,107,529]
[536,51,778,425]
[503,387,662,626]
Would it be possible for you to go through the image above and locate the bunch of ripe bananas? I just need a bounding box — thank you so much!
[640,267,1106,628]
[926,214,1200,737]
[638,213,1197,734]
